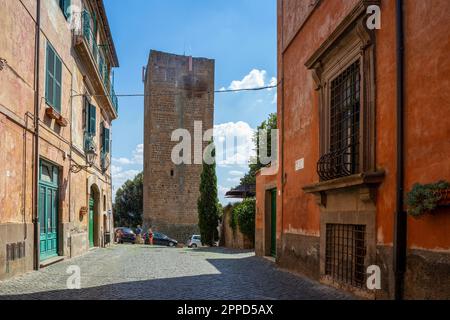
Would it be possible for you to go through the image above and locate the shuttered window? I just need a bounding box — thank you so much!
[102,125,110,154]
[45,43,62,112]
[58,0,71,20]
[88,103,96,136]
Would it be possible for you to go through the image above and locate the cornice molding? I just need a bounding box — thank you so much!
[305,0,379,70]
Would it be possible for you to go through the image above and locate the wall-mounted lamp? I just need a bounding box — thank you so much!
[70,148,97,173]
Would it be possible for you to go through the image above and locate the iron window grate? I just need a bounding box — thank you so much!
[325,224,366,288]
[318,60,361,181]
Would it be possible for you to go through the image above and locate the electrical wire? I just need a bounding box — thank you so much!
[71,82,280,98]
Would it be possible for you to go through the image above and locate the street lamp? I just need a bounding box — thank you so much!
[70,148,97,173]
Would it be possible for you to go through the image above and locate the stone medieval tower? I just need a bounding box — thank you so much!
[143,50,215,242]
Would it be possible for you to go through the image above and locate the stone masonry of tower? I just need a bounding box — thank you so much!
[143,50,215,243]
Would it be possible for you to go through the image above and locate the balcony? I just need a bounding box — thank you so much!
[73,11,118,119]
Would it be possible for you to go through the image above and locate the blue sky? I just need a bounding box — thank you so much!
[105,0,277,204]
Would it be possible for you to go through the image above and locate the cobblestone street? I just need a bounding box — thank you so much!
[0,245,353,300]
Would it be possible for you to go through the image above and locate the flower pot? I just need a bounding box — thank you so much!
[45,106,61,120]
[56,115,68,127]
[438,189,450,206]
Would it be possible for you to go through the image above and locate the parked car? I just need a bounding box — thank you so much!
[187,235,202,248]
[144,232,178,247]
[117,227,136,244]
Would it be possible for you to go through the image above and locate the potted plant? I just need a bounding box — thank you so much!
[406,180,450,218]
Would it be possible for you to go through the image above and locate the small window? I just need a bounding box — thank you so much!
[86,103,96,136]
[170,169,174,177]
[45,43,62,112]
[325,224,366,288]
[318,60,361,181]
[40,164,53,183]
[103,195,107,211]
[101,123,110,154]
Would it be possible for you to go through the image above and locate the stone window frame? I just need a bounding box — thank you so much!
[304,1,381,195]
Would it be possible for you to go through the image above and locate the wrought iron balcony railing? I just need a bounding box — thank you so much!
[77,11,118,115]
[317,143,359,181]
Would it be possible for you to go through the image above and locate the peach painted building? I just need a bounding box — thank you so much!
[256,0,450,299]
[0,0,119,279]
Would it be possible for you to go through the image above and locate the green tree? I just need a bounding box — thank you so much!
[198,144,220,246]
[232,199,256,241]
[113,172,143,228]
[240,113,277,186]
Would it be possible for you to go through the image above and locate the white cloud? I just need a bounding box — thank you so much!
[112,167,140,191]
[229,170,245,177]
[269,77,277,87]
[112,144,143,166]
[271,92,277,105]
[218,185,230,198]
[223,69,276,92]
[213,121,256,167]
[132,144,144,165]
[229,69,266,90]
[227,177,241,183]
[112,157,132,165]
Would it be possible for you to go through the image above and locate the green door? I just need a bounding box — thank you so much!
[89,197,95,247]
[271,189,277,257]
[38,160,59,261]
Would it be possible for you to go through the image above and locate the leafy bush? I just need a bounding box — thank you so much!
[231,199,256,240]
[406,180,450,218]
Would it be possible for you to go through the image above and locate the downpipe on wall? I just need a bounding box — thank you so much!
[393,0,406,301]
[33,0,41,270]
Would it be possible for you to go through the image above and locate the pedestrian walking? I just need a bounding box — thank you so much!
[148,227,154,245]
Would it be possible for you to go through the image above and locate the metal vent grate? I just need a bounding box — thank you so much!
[6,242,26,262]
[325,224,366,288]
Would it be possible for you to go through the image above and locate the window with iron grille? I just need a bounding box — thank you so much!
[325,224,366,288]
[318,60,361,181]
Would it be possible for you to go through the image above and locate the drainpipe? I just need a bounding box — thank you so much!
[393,0,406,300]
[33,0,42,270]
[279,0,285,261]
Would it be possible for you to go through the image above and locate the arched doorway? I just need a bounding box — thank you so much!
[89,185,100,248]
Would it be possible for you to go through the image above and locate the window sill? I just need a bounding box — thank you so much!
[303,171,385,206]
[303,171,385,193]
[45,106,68,127]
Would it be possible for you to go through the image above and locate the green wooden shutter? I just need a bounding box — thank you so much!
[100,122,105,151]
[89,104,96,135]
[63,0,71,19]
[45,45,55,106]
[105,127,110,153]
[54,57,62,112]
[84,97,89,130]
[45,44,62,112]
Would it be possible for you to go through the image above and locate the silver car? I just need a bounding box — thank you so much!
[187,235,202,248]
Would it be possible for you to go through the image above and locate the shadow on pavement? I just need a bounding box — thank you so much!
[0,255,353,300]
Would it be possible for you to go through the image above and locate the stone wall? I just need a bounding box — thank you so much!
[143,50,214,242]
[221,205,253,250]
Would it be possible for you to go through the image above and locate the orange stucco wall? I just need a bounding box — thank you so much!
[255,168,277,257]
[278,0,450,254]
[0,0,116,279]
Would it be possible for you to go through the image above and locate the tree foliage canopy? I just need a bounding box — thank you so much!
[240,113,277,186]
[113,172,143,228]
[231,199,256,241]
[198,144,220,246]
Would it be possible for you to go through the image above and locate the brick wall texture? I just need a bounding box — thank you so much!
[143,50,215,243]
